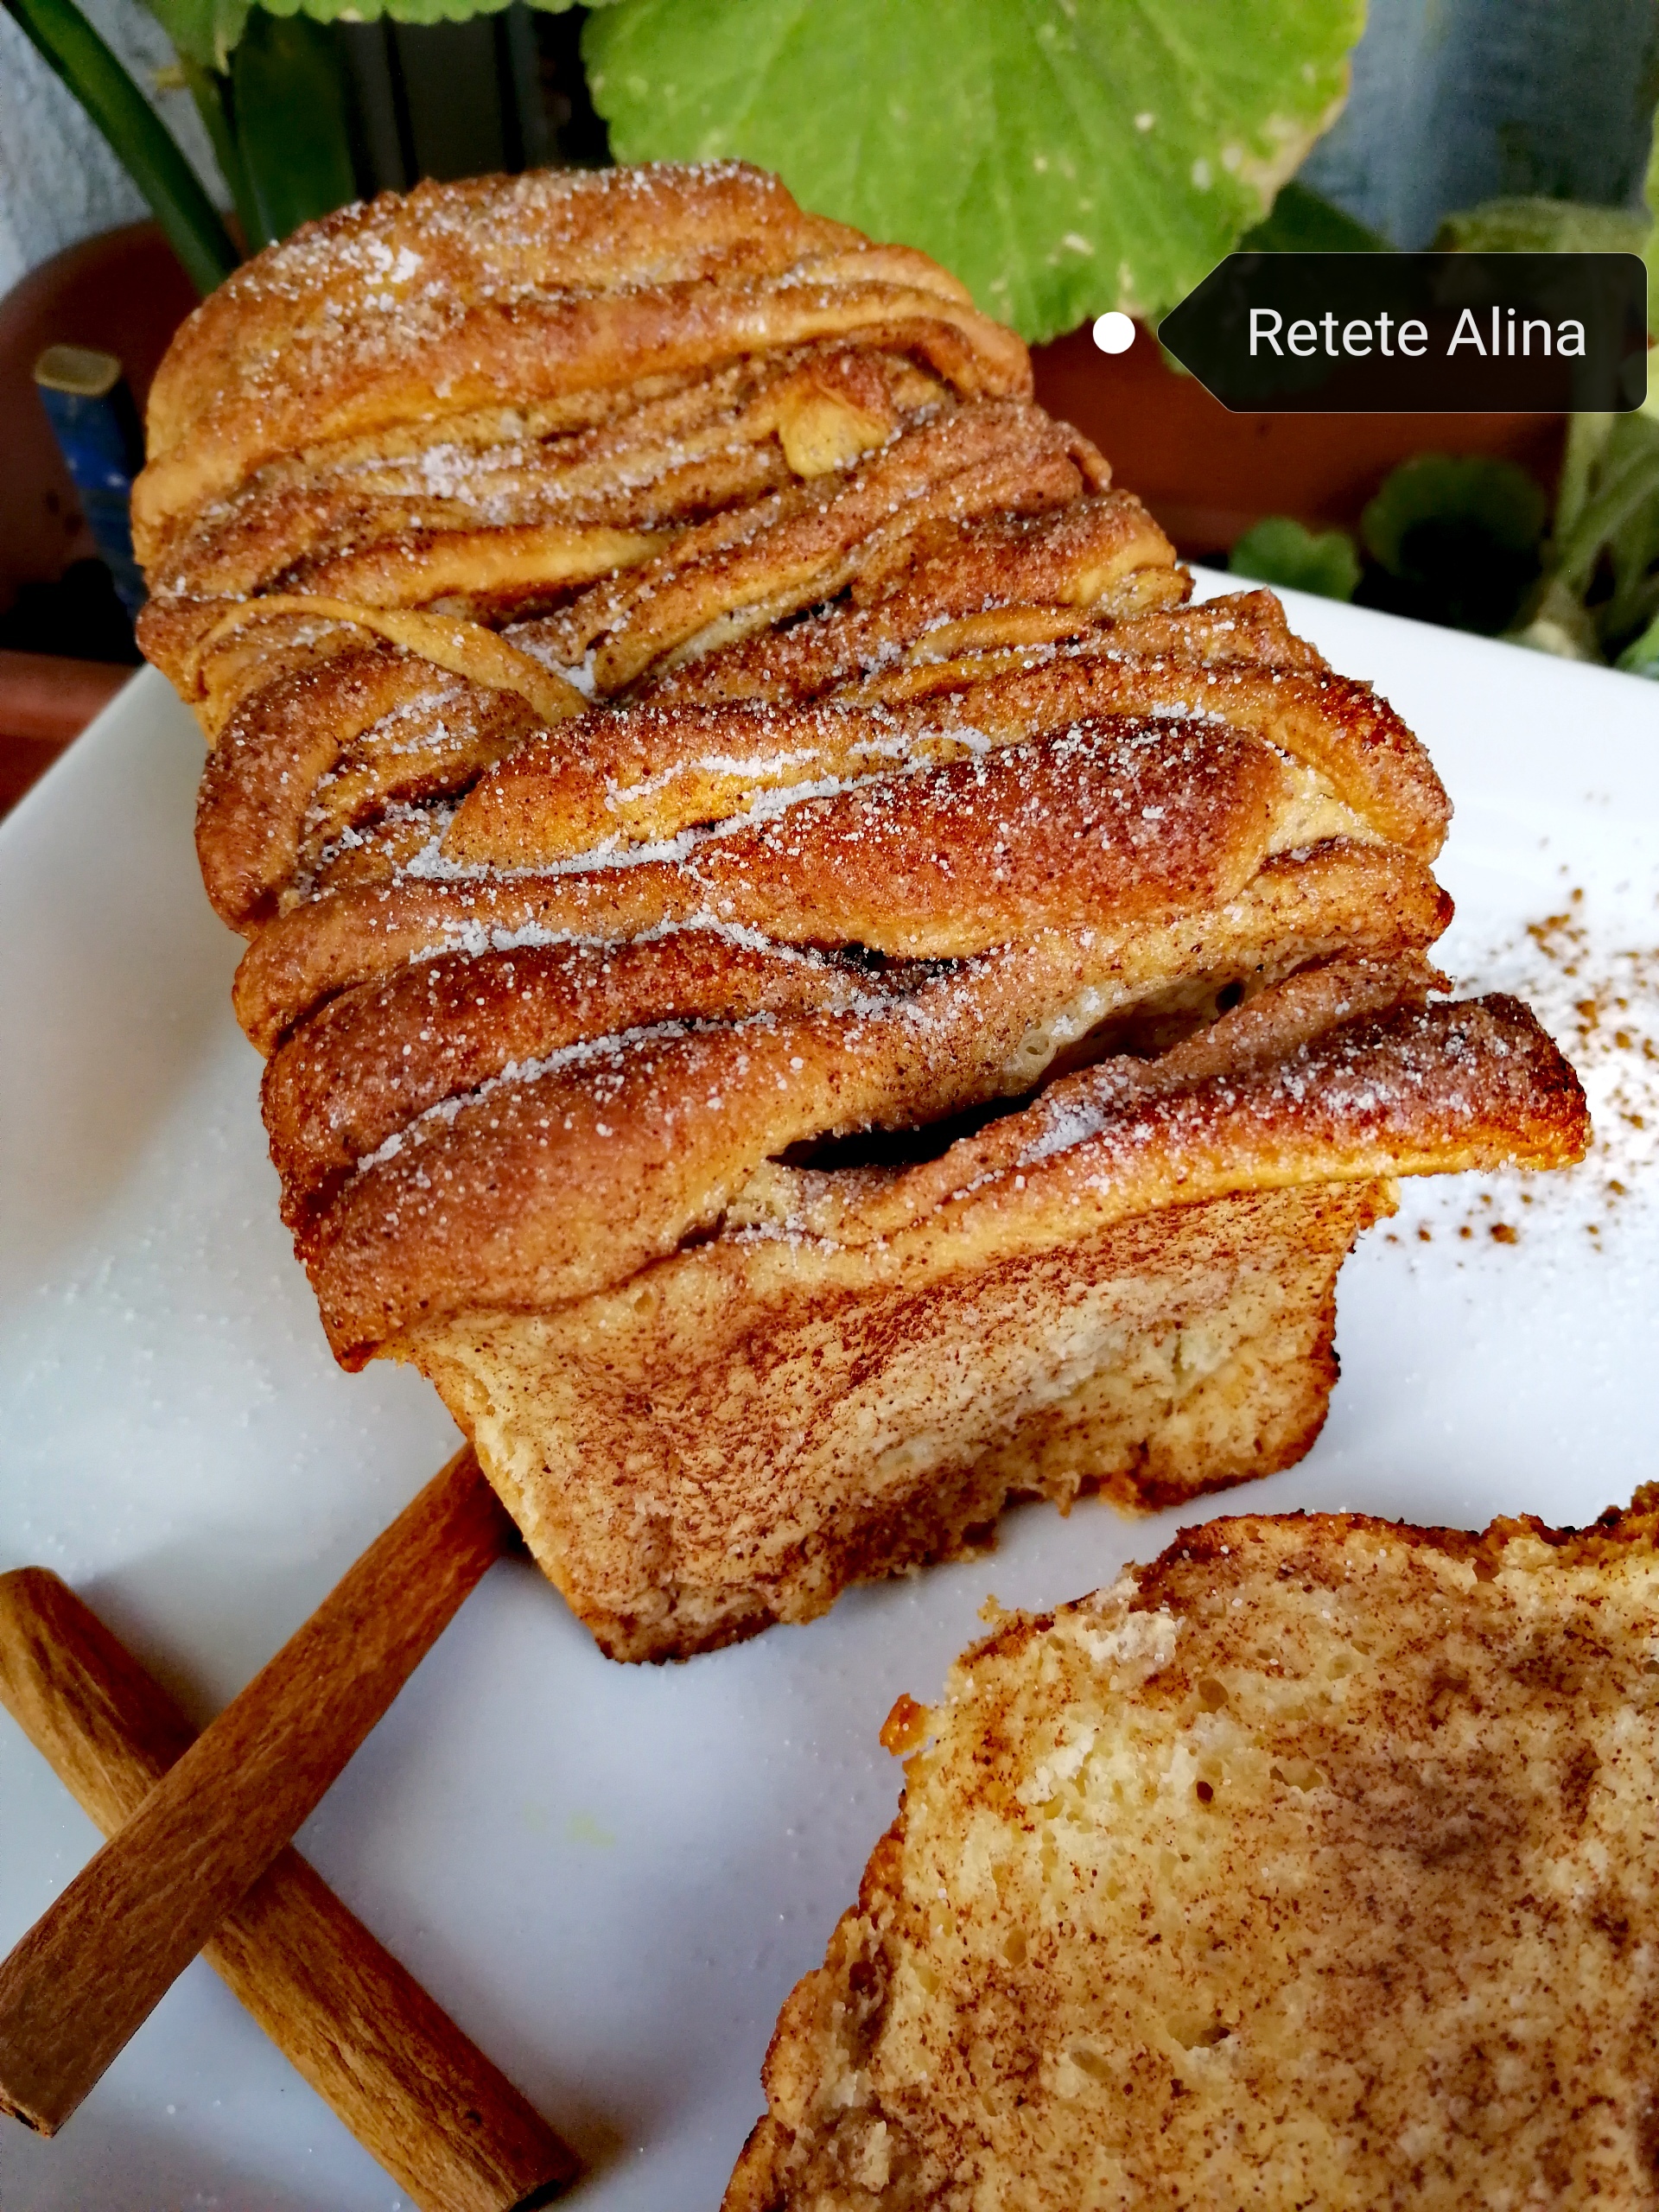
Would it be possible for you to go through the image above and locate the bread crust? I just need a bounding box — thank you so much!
[137,162,1026,560]
[133,162,1591,1657]
[733,1492,1659,2206]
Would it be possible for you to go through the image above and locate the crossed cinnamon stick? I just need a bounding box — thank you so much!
[0,1445,579,2210]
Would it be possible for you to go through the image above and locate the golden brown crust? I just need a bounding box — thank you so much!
[195,649,543,931]
[139,279,1022,575]
[146,345,942,613]
[311,978,1584,1369]
[263,930,894,1229]
[441,655,1423,873]
[144,164,866,468]
[137,162,1026,559]
[849,651,1450,859]
[733,1494,1659,2206]
[638,574,1307,711]
[444,713,1299,937]
[135,162,1591,1662]
[259,850,1452,1226]
[501,397,1096,694]
[232,828,1450,1055]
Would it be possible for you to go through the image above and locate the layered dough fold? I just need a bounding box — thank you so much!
[137,162,1587,1658]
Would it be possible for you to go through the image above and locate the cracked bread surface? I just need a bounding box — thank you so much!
[728,1496,1659,2209]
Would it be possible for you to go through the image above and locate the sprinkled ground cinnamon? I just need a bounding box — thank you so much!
[1392,884,1659,1249]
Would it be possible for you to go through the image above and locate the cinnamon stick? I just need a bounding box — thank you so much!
[0,1445,524,2139]
[0,1560,577,2210]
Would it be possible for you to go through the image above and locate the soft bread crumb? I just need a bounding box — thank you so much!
[728,1492,1659,2209]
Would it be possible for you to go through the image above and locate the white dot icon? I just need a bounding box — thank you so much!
[1091,311,1136,354]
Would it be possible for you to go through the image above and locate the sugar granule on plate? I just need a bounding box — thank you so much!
[1401,887,1659,1249]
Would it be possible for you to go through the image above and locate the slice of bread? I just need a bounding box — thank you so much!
[728,1495,1659,2209]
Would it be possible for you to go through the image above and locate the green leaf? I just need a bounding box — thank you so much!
[1551,413,1659,597]
[161,0,246,67]
[583,0,1365,343]
[1230,516,1359,601]
[1507,575,1603,664]
[1645,103,1659,340]
[1363,455,1548,575]
[1553,410,1616,546]
[1433,196,1649,259]
[231,7,355,245]
[181,54,261,245]
[1616,605,1659,678]
[1361,455,1548,636]
[141,0,248,70]
[257,0,498,26]
[1533,390,1659,667]
[1599,416,1659,645]
[1238,179,1385,253]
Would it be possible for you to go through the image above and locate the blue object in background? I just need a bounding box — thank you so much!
[32,344,147,619]
[1298,0,1659,246]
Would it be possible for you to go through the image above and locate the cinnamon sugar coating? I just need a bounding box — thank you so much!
[729,1496,1659,2207]
[137,161,1024,562]
[261,849,1450,1232]
[135,164,1588,1656]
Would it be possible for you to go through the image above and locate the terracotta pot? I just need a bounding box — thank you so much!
[1030,322,1567,558]
[0,222,198,620]
[0,649,131,817]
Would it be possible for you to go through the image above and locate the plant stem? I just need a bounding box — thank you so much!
[3,0,238,295]
[1553,414,1613,548]
[181,55,262,255]
[231,10,357,251]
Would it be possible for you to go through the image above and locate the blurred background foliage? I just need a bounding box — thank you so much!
[3,0,1656,669]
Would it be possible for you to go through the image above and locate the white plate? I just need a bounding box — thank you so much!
[3,580,1657,2210]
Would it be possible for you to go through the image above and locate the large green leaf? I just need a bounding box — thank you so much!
[583,0,1364,341]
[1230,516,1359,601]
[138,0,248,72]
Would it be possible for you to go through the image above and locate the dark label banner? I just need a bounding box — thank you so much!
[1158,253,1648,413]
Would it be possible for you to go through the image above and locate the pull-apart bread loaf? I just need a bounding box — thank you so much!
[136,162,1588,1661]
[730,1496,1659,2211]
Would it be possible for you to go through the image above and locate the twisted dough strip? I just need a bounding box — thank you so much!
[157,390,1105,740]
[725,957,1555,1245]
[634,501,1227,707]
[191,478,1185,931]
[311,973,1585,1367]
[137,163,1026,561]
[510,397,1104,690]
[146,347,941,610]
[442,657,1442,870]
[195,648,546,930]
[231,715,1334,1051]
[264,843,1452,1234]
[146,168,840,454]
